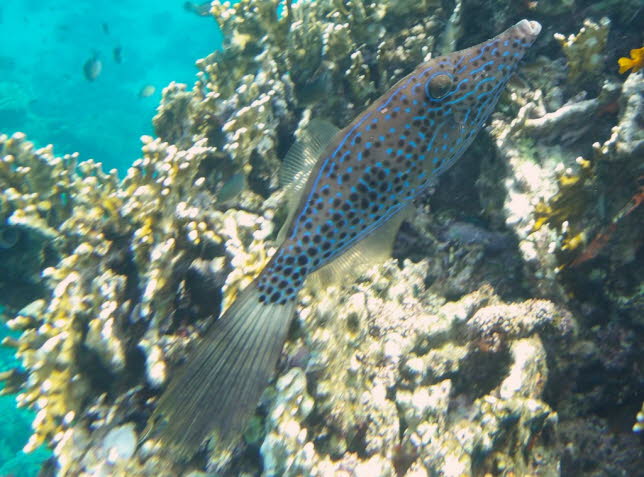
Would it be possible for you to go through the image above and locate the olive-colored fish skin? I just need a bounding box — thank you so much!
[147,19,541,458]
[255,19,542,306]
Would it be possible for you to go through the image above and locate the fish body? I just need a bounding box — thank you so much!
[147,19,542,457]
[138,84,156,98]
[83,55,102,81]
[258,19,542,305]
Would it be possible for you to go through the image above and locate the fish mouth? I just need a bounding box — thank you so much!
[515,19,542,40]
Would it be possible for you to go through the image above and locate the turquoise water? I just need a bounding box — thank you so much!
[0,0,222,172]
[0,308,51,476]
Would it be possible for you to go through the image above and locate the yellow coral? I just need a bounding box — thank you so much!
[530,156,599,260]
[618,47,644,74]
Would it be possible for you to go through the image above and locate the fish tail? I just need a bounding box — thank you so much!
[145,279,296,457]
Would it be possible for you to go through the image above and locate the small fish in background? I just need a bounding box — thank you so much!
[441,221,513,254]
[138,84,156,98]
[216,172,247,204]
[113,46,122,64]
[83,53,102,81]
[102,22,110,35]
[183,1,211,17]
[618,47,644,74]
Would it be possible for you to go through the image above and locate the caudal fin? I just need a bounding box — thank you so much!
[145,281,296,457]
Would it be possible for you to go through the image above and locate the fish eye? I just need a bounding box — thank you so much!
[425,74,453,100]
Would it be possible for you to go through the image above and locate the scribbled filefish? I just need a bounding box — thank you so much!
[146,19,542,457]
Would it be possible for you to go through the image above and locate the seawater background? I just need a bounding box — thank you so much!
[0,1,222,473]
[0,0,222,172]
[0,311,51,475]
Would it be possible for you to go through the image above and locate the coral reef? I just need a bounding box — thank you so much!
[634,401,644,433]
[0,132,277,474]
[0,2,642,477]
[475,15,644,476]
[554,17,611,82]
[481,63,641,301]
[256,262,572,476]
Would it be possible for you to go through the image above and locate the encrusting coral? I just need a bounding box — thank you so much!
[1,1,643,476]
[259,261,573,476]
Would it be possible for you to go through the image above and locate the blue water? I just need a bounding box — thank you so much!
[0,0,222,173]
[0,309,52,476]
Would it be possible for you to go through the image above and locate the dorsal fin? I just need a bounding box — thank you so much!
[279,119,339,189]
[277,119,339,243]
[306,204,415,290]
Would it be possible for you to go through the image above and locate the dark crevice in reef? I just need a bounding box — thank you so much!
[248,149,273,198]
[104,227,142,312]
[392,133,530,304]
[196,148,229,190]
[171,258,226,331]
[0,224,59,313]
[103,226,149,389]
[452,347,512,400]
[76,343,117,397]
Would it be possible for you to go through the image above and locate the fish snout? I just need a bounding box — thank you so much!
[515,19,542,41]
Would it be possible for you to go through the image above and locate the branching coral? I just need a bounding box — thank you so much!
[154,0,455,200]
[554,17,611,82]
[0,133,115,310]
[1,133,277,474]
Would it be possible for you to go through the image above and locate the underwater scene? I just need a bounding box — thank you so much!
[0,0,642,476]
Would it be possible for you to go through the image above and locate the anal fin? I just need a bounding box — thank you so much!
[307,203,415,290]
